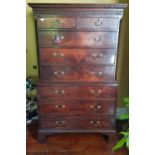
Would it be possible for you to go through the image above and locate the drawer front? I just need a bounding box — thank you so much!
[77,17,119,29]
[37,17,76,29]
[39,48,116,65]
[38,31,118,48]
[39,99,116,115]
[37,85,117,99]
[40,65,115,82]
[40,115,115,130]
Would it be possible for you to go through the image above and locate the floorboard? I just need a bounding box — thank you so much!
[27,121,128,155]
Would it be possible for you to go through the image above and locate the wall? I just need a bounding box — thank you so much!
[26,0,128,106]
[117,0,129,105]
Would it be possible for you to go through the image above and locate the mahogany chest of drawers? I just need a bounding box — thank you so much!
[29,3,127,143]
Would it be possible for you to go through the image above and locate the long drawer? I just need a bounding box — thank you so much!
[39,48,116,65]
[38,31,118,48]
[37,84,117,99]
[40,115,115,130]
[38,99,116,115]
[39,65,115,82]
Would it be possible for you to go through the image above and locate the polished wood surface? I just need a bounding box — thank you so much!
[40,65,115,82]
[37,85,117,99]
[77,17,119,29]
[27,121,128,155]
[40,115,115,130]
[38,31,118,48]
[37,17,76,29]
[39,48,116,65]
[39,99,116,115]
[37,17,119,29]
[29,3,127,142]
[28,3,127,9]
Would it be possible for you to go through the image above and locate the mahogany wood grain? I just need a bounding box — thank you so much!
[39,65,115,82]
[37,85,117,99]
[38,99,116,115]
[77,17,119,29]
[37,17,119,29]
[28,3,127,9]
[37,17,76,29]
[29,3,127,143]
[38,31,118,48]
[39,48,116,65]
[40,115,115,130]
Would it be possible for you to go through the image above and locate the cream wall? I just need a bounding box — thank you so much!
[26,0,128,106]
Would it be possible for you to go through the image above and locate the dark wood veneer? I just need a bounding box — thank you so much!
[29,3,127,143]
[37,17,76,29]
[39,65,115,82]
[39,99,116,115]
[77,17,119,29]
[37,85,117,99]
[39,48,116,65]
[38,31,118,48]
[40,115,115,130]
[29,3,127,9]
[37,16,119,29]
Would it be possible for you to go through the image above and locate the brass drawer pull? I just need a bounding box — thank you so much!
[95,19,103,26]
[53,34,64,44]
[53,90,65,95]
[52,53,64,58]
[90,104,102,110]
[94,37,103,42]
[89,120,101,126]
[54,71,65,76]
[54,104,66,109]
[55,120,66,125]
[91,71,103,77]
[90,89,102,96]
[91,53,103,58]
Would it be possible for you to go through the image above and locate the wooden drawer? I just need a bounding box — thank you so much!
[37,84,117,99]
[40,115,115,130]
[38,31,118,48]
[37,17,76,29]
[77,17,119,29]
[39,48,116,65]
[39,99,116,115]
[40,65,115,82]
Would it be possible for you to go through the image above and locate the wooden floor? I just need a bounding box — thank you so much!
[27,121,128,155]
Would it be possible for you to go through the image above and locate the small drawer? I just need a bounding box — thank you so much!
[38,86,77,98]
[77,17,119,29]
[39,48,116,65]
[38,99,116,115]
[39,65,115,82]
[37,17,76,29]
[38,31,118,48]
[40,115,115,130]
[37,84,117,99]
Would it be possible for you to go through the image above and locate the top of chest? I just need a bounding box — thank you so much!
[29,3,127,19]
